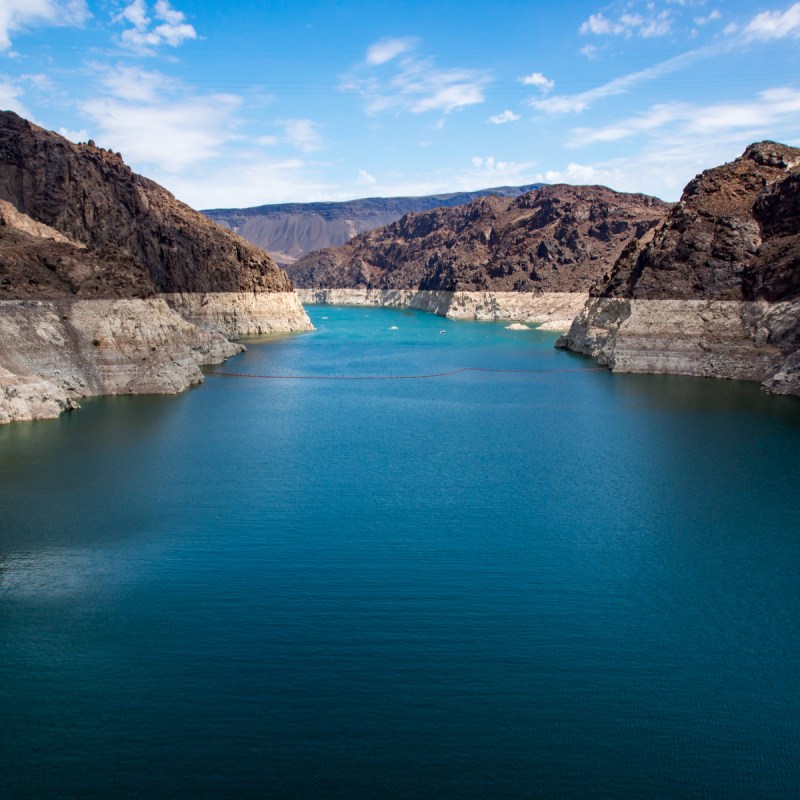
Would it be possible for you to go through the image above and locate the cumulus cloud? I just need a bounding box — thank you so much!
[357,169,377,186]
[341,41,491,115]
[366,37,416,65]
[486,110,520,124]
[115,0,197,52]
[743,3,800,40]
[580,10,672,38]
[518,72,554,92]
[0,0,89,51]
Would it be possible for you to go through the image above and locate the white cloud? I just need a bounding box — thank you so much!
[279,119,323,152]
[341,45,491,115]
[115,0,197,52]
[81,93,241,172]
[97,64,178,103]
[365,37,416,65]
[0,77,31,116]
[486,109,521,124]
[58,126,90,142]
[468,155,535,182]
[568,87,800,146]
[580,10,672,38]
[518,72,554,92]
[0,0,89,51]
[528,46,710,114]
[694,10,722,25]
[76,66,241,173]
[534,124,798,202]
[357,169,377,186]
[162,157,336,209]
[743,3,800,40]
[540,162,616,186]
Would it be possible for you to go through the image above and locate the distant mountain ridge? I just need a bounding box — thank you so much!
[202,184,542,262]
[287,185,669,293]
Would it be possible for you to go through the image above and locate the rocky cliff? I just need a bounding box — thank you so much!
[557,141,800,395]
[202,184,541,263]
[288,185,669,327]
[0,111,311,423]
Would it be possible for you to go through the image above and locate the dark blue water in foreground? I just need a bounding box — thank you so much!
[2,305,800,799]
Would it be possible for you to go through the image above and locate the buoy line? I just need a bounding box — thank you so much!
[205,366,607,381]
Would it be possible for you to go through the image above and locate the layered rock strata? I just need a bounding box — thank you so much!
[0,112,311,422]
[288,185,668,329]
[558,142,800,395]
[296,288,588,331]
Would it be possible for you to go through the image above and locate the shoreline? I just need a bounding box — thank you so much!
[295,289,588,331]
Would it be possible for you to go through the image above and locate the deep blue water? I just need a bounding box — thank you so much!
[1,305,799,799]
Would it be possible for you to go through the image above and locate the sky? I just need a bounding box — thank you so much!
[2,0,799,209]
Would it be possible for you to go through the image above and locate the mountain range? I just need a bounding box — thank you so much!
[202,185,541,263]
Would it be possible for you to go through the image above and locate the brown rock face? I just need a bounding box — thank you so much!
[0,111,292,298]
[598,141,800,302]
[559,141,800,396]
[287,185,670,292]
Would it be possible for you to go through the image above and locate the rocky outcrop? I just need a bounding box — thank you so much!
[202,184,541,263]
[288,184,668,327]
[558,142,800,395]
[289,185,668,294]
[0,111,312,423]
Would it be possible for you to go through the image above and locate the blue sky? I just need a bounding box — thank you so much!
[2,0,800,208]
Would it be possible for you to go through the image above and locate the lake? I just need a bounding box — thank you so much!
[1,305,799,798]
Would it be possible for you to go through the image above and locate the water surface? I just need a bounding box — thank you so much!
[2,306,799,798]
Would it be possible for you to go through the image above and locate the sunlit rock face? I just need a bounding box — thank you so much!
[557,142,800,396]
[0,111,312,423]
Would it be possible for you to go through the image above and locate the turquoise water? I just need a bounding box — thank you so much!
[1,305,799,799]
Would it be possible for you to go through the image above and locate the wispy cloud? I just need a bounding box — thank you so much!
[279,119,324,152]
[486,110,520,125]
[77,65,240,172]
[341,40,492,115]
[743,2,800,41]
[114,0,197,53]
[0,0,89,52]
[536,123,800,202]
[694,10,722,26]
[528,46,711,114]
[468,155,535,182]
[568,87,800,146]
[366,37,416,65]
[0,77,31,116]
[580,9,672,38]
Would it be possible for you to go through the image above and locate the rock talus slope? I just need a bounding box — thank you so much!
[288,185,669,328]
[558,142,800,395]
[0,111,311,423]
